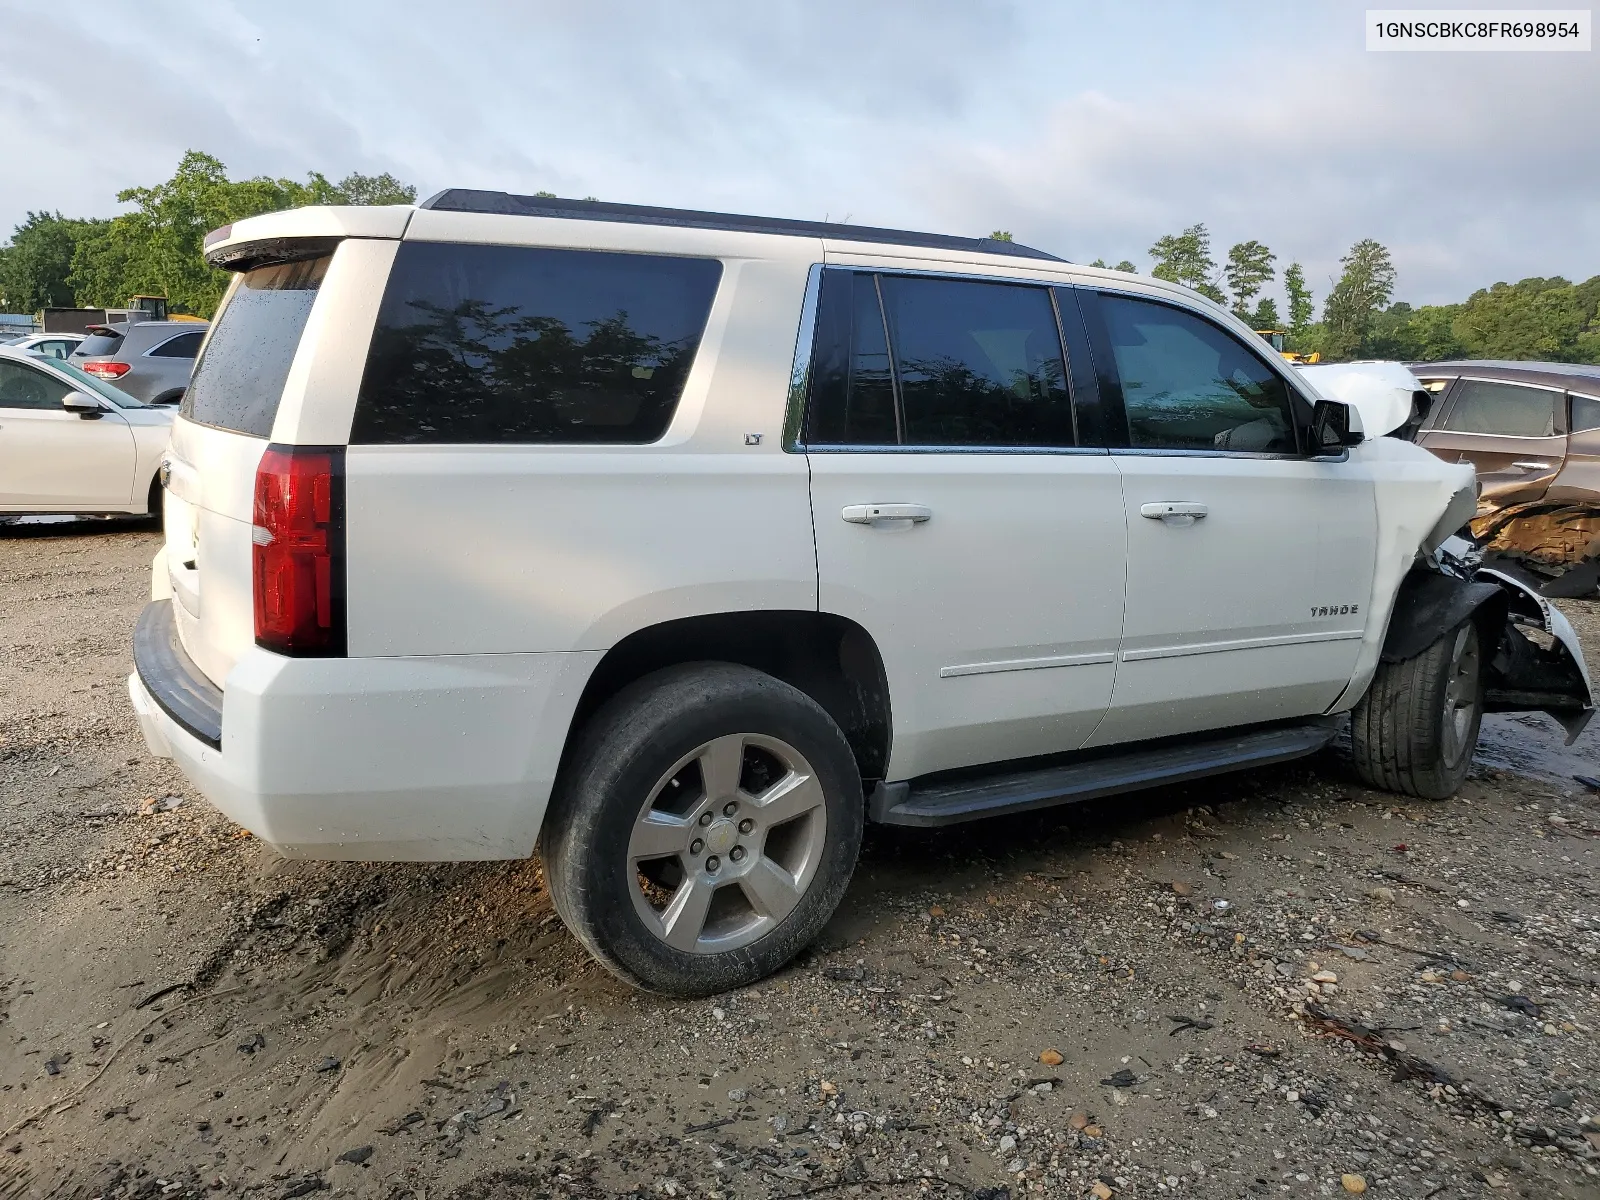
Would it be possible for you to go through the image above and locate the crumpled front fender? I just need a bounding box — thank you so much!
[1475,564,1595,743]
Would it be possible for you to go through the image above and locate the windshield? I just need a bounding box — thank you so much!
[43,356,149,408]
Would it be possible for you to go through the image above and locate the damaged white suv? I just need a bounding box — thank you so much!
[128,193,1593,995]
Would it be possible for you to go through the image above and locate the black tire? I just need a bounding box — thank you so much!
[540,662,863,996]
[146,475,165,522]
[1350,619,1484,799]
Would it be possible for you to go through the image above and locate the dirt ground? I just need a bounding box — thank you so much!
[2,523,1599,1200]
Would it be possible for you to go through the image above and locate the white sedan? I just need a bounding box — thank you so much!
[0,346,171,517]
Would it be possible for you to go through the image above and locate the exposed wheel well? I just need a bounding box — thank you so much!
[146,473,164,518]
[566,612,892,783]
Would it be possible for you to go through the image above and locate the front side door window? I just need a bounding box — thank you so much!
[1097,294,1298,454]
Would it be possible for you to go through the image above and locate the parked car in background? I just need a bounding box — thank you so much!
[69,319,209,406]
[0,346,171,517]
[127,195,1592,997]
[1410,361,1600,594]
[2,332,86,360]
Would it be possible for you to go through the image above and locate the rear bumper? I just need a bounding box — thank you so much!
[128,600,601,860]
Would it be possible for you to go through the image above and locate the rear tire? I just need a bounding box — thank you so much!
[541,663,864,996]
[1350,619,1484,799]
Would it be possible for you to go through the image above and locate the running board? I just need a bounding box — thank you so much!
[869,723,1336,827]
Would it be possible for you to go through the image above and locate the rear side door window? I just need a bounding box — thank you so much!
[1439,379,1559,437]
[148,331,205,359]
[1095,294,1299,454]
[352,243,722,445]
[803,269,1076,448]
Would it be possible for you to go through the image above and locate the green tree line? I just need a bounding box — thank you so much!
[1090,223,1600,364]
[0,151,415,320]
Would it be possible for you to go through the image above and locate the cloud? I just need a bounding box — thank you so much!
[1,0,1595,306]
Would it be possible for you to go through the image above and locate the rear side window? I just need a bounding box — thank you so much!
[1099,294,1297,454]
[351,243,723,445]
[76,330,124,357]
[1571,394,1600,433]
[804,269,1075,448]
[181,256,330,437]
[1441,379,1558,437]
[149,330,205,359]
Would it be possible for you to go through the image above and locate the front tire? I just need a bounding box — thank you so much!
[541,663,864,996]
[1350,619,1485,799]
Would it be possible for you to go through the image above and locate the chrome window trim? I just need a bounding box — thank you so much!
[1451,375,1569,394]
[1111,445,1348,463]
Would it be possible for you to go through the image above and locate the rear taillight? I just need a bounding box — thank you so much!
[252,445,346,656]
[81,361,130,378]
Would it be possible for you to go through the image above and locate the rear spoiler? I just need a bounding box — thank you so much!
[202,205,414,272]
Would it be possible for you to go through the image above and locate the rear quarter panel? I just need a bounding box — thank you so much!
[343,243,820,657]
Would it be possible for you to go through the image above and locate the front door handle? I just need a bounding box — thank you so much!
[1140,502,1209,523]
[1512,461,1553,471]
[842,503,932,525]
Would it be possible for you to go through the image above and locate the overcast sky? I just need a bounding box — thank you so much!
[2,0,1596,307]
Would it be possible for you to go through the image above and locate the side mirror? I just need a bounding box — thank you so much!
[1310,398,1363,453]
[61,391,103,415]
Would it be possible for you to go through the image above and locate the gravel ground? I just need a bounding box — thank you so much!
[2,522,1599,1200]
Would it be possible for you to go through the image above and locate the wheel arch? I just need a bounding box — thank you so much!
[563,610,892,785]
[1378,568,1507,666]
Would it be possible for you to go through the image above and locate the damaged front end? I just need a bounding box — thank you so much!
[1427,536,1595,743]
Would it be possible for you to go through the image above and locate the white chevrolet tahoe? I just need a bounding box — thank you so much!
[128,192,1594,995]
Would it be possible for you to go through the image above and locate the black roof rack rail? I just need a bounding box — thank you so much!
[417,190,1066,262]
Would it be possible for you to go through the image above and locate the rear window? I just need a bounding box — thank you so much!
[181,256,330,437]
[351,242,723,445]
[76,331,124,357]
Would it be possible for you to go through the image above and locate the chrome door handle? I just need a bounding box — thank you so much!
[1512,461,1553,471]
[1140,502,1209,521]
[842,503,932,525]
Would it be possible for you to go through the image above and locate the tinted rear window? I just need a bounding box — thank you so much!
[351,242,722,444]
[181,256,330,437]
[76,331,124,357]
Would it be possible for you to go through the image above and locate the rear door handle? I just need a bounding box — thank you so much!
[842,503,932,525]
[1140,502,1209,521]
[1512,461,1553,471]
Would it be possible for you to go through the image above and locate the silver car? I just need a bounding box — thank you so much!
[70,320,208,405]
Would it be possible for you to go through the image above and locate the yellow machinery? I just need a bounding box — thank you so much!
[1255,330,1320,365]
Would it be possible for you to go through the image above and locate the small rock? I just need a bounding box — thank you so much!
[1367,887,1395,903]
[1100,1068,1136,1088]
[1450,969,1470,982]
[1312,970,1338,984]
[1091,1182,1114,1199]
[1038,1049,1064,1066]
[337,1145,373,1165]
[820,1080,838,1098]
[314,1056,341,1073]
[998,1134,1017,1153]
[1170,880,1193,897]
[1341,1174,1367,1194]
[711,1006,726,1021]
[1068,1110,1089,1130]
[1548,1091,1575,1109]
[237,1033,266,1055]
[1084,1124,1104,1137]
[1285,1090,1300,1103]
[928,905,946,918]
[727,1088,748,1102]
[1334,946,1368,960]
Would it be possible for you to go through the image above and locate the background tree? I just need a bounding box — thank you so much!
[66,152,417,318]
[987,230,1014,242]
[1247,297,1281,331]
[0,212,104,311]
[1322,239,1396,360]
[1149,224,1224,303]
[1114,259,1136,273]
[1283,262,1315,344]
[1224,240,1276,322]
